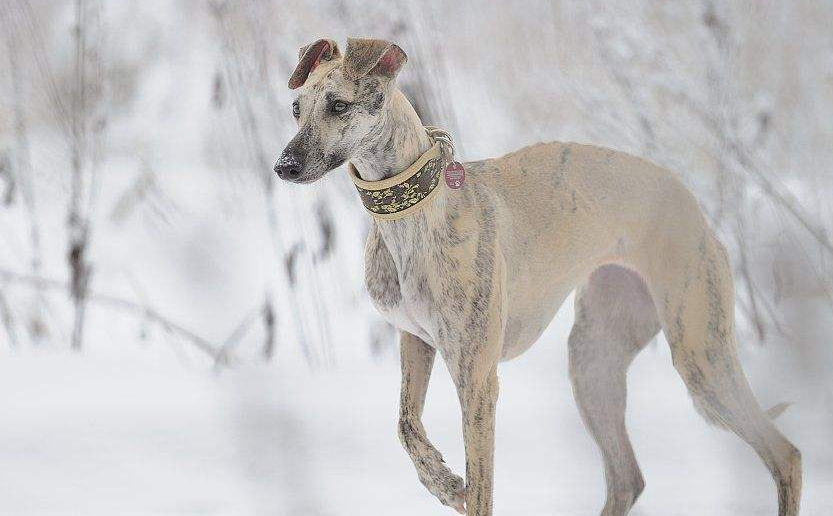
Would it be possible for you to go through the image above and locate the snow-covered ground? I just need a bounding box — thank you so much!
[2,1,832,515]
[2,305,831,516]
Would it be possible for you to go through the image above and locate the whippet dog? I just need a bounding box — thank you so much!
[274,37,802,516]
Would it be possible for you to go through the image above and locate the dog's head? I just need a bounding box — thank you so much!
[274,38,407,183]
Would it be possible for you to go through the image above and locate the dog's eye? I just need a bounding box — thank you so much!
[292,102,300,119]
[330,100,348,114]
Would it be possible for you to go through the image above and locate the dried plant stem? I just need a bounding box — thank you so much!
[262,293,276,360]
[0,288,19,348]
[67,0,91,351]
[735,220,766,341]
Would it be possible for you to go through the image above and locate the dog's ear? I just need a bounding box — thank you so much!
[288,38,341,89]
[343,38,407,81]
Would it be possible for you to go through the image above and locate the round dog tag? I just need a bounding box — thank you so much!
[444,161,465,189]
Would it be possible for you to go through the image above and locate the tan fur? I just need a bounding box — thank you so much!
[278,38,802,516]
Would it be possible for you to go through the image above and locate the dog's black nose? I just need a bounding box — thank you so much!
[274,154,303,180]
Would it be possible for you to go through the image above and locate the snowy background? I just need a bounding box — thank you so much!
[1,0,832,515]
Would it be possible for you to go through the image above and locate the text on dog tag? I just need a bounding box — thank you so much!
[444,161,465,189]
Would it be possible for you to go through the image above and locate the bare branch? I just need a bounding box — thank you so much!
[0,267,227,363]
[214,303,263,368]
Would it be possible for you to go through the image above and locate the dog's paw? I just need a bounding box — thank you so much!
[445,485,466,514]
[414,459,466,513]
[434,472,465,514]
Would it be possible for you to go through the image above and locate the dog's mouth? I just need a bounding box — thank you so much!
[287,173,322,184]
[280,163,332,184]
[275,149,349,184]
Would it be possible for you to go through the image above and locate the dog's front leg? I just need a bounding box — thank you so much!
[450,357,499,516]
[398,331,467,513]
[441,278,505,516]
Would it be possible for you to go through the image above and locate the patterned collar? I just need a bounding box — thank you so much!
[348,142,445,221]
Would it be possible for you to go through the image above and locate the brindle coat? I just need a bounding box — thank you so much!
[275,38,802,516]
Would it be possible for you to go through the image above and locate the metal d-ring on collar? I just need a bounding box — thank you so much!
[425,125,455,159]
[348,127,454,221]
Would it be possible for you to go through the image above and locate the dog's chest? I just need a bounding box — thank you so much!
[364,225,437,345]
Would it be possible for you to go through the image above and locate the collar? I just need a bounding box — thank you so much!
[348,142,445,221]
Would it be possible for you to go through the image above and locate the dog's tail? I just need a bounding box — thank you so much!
[766,402,793,420]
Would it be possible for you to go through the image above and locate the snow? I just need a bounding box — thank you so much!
[2,308,831,515]
[1,0,831,514]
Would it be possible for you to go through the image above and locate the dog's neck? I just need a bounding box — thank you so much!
[350,89,443,268]
[351,90,433,182]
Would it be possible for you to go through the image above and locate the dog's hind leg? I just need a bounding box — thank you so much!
[656,233,801,516]
[568,265,660,516]
[397,331,466,512]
